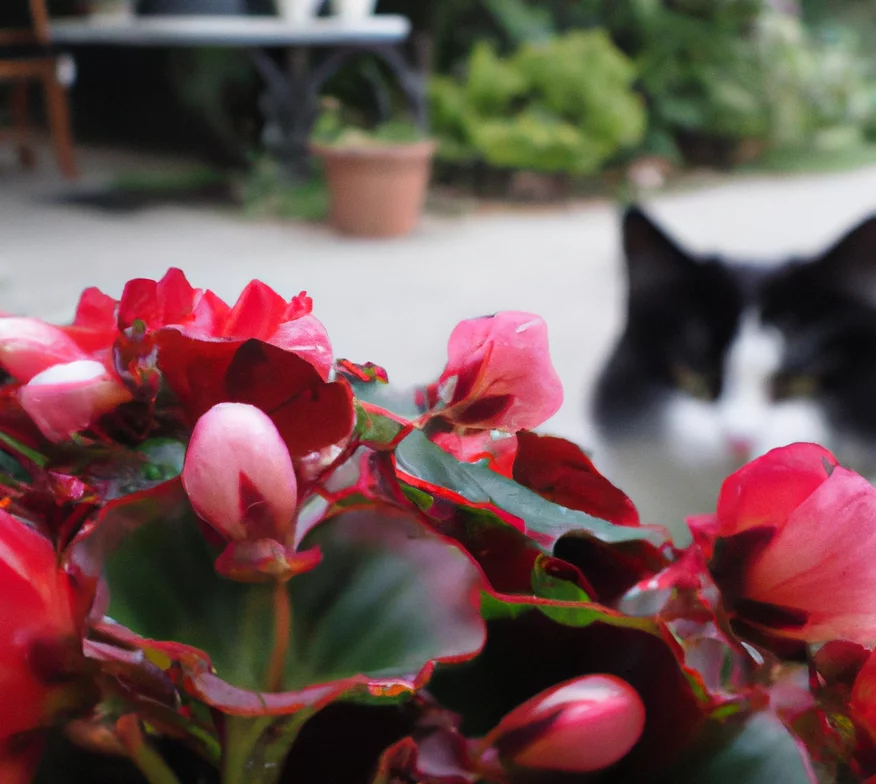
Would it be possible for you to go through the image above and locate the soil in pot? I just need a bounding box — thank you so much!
[312,140,435,239]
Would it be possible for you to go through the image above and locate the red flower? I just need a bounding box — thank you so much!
[0,511,92,778]
[430,312,563,432]
[692,443,876,644]
[482,674,646,774]
[121,270,333,381]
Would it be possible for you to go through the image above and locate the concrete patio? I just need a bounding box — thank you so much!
[4,143,876,450]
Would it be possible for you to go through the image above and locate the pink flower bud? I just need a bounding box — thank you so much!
[486,675,646,774]
[0,317,86,382]
[182,403,298,543]
[435,312,563,432]
[19,360,133,442]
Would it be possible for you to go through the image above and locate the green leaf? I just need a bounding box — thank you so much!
[395,430,665,549]
[353,401,409,448]
[136,439,185,482]
[0,448,30,482]
[94,497,485,694]
[0,430,47,468]
[480,590,657,634]
[288,506,486,685]
[530,554,594,624]
[669,712,817,784]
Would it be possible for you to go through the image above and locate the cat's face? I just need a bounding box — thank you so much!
[593,206,876,534]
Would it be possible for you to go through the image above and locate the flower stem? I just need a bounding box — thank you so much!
[116,715,183,784]
[265,579,291,693]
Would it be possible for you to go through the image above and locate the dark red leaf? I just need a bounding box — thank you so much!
[225,341,355,458]
[225,340,320,408]
[514,432,639,526]
[155,331,241,422]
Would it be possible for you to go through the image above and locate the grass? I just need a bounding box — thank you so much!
[739,141,876,175]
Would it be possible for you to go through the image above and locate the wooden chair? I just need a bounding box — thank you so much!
[0,0,77,178]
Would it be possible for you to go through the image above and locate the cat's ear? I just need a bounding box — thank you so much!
[812,215,876,301]
[622,205,695,303]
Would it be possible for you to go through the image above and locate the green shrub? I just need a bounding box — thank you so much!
[429,30,646,175]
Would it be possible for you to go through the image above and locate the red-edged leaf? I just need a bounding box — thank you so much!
[430,601,707,780]
[372,730,479,784]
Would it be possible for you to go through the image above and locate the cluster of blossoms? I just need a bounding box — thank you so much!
[0,269,875,784]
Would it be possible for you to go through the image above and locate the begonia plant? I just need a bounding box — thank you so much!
[0,269,873,783]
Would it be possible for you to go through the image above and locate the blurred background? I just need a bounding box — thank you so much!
[5,0,876,448]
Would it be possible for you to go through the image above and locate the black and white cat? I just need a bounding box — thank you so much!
[592,205,876,540]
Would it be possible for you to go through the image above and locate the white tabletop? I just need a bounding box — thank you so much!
[49,14,411,47]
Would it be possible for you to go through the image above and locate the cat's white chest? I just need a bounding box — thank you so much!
[594,318,832,543]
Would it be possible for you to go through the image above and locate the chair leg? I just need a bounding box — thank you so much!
[10,83,36,170]
[41,70,78,180]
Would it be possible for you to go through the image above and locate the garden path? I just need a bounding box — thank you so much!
[3,144,876,450]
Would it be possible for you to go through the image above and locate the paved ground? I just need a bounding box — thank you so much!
[5,144,876,451]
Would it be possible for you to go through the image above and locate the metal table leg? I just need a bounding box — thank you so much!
[249,43,428,176]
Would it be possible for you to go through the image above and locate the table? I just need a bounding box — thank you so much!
[49,15,427,172]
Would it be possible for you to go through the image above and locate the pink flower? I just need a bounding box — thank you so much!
[0,317,87,382]
[19,360,133,442]
[182,403,298,543]
[483,674,646,774]
[431,312,563,432]
[692,443,876,644]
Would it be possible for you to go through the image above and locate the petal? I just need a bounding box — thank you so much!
[268,314,334,381]
[223,280,288,341]
[715,443,837,536]
[19,360,132,442]
[440,313,563,432]
[743,466,876,642]
[0,318,86,382]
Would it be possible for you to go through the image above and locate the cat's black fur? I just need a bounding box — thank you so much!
[593,205,876,449]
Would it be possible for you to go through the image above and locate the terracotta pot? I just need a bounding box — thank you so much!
[312,140,435,239]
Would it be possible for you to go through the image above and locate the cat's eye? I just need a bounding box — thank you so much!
[671,364,715,401]
[771,373,818,401]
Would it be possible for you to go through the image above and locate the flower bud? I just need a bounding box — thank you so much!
[182,403,298,543]
[0,317,86,382]
[19,360,133,442]
[486,674,646,774]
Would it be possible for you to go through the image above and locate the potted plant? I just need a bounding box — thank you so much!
[310,100,435,238]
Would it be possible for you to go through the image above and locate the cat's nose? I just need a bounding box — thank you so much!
[727,436,754,461]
